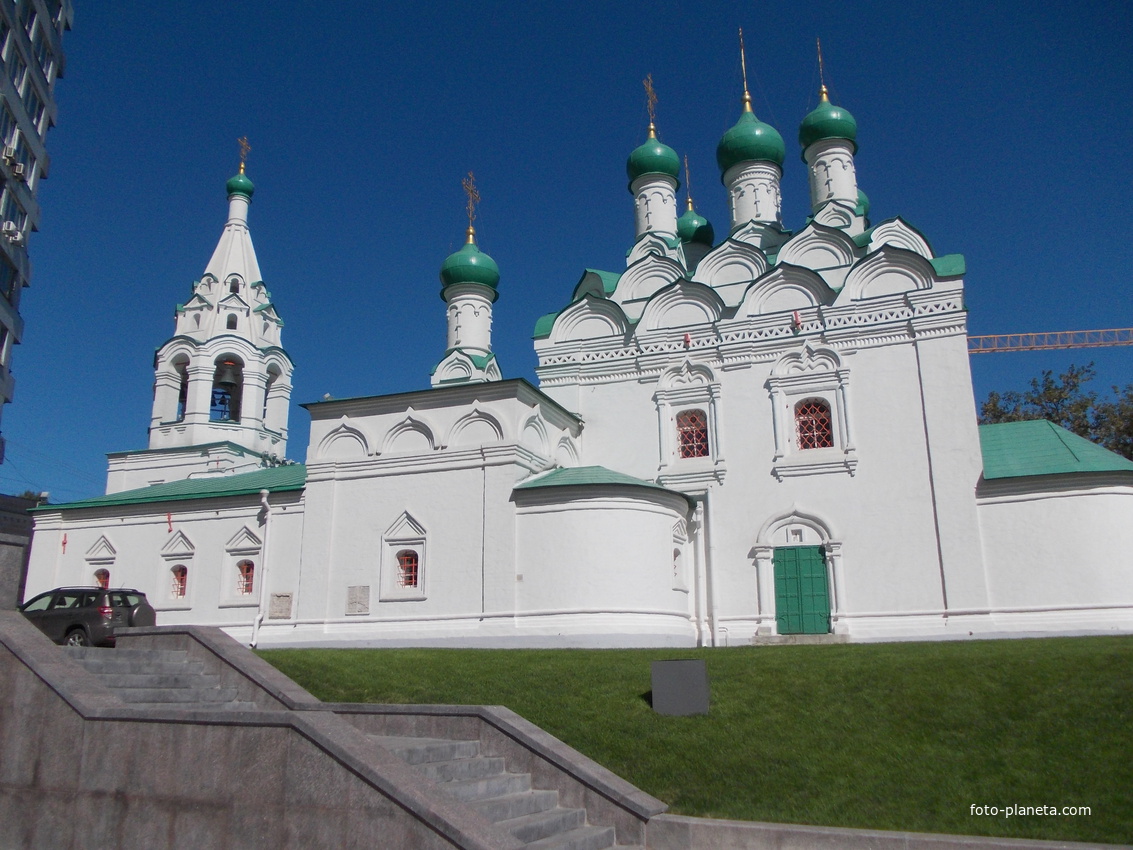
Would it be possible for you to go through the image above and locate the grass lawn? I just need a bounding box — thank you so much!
[259,637,1132,845]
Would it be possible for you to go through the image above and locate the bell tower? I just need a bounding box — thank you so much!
[107,145,294,494]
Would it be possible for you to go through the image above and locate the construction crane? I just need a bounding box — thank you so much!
[968,328,1133,354]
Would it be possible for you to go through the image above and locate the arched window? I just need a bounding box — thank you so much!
[226,314,237,330]
[676,409,710,459]
[174,356,189,422]
[236,560,254,595]
[210,356,243,422]
[396,550,419,588]
[93,569,109,589]
[795,399,834,450]
[262,364,281,426]
[229,279,240,294]
[171,565,187,598]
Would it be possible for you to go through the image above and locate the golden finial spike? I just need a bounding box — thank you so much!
[462,171,481,243]
[816,37,830,101]
[738,28,752,112]
[643,73,658,134]
[237,136,251,174]
[684,155,694,211]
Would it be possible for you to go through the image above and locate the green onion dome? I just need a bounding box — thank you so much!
[226,169,255,199]
[626,124,681,187]
[798,87,858,157]
[677,201,714,245]
[716,99,785,175]
[440,229,500,290]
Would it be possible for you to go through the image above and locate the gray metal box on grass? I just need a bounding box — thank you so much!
[650,659,709,715]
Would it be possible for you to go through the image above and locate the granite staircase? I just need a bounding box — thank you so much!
[6,616,1101,850]
[64,645,260,710]
[53,638,650,849]
[374,735,643,850]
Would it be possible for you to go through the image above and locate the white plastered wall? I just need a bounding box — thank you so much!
[977,478,1133,631]
[25,491,305,643]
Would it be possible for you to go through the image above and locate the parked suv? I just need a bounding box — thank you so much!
[19,587,157,647]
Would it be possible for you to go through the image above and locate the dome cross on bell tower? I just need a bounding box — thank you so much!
[146,148,294,465]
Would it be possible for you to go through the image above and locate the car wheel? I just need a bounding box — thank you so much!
[64,628,91,647]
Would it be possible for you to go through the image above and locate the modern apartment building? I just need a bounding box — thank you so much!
[0,0,71,462]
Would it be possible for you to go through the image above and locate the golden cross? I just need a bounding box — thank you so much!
[237,136,251,173]
[643,73,657,126]
[816,37,826,89]
[684,154,694,210]
[739,27,750,95]
[462,171,480,229]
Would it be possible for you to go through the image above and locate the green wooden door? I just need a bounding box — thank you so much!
[773,546,830,635]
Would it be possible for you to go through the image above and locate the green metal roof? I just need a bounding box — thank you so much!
[226,171,255,199]
[36,465,307,512]
[440,240,500,291]
[588,269,621,295]
[717,109,786,172]
[930,254,965,277]
[569,269,622,302]
[533,311,560,339]
[798,95,858,157]
[514,466,693,505]
[979,421,1133,480]
[626,132,681,186]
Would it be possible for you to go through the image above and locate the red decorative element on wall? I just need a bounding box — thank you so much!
[61,533,67,553]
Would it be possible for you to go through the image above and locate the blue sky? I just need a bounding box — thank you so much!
[3,0,1130,502]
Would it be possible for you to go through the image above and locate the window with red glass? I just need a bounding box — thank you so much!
[236,560,255,595]
[397,550,419,588]
[676,409,710,459]
[171,565,187,598]
[795,399,834,450]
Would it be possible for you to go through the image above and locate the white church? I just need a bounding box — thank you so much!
[24,78,1133,647]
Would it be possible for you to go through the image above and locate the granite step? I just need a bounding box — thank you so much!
[65,646,191,664]
[88,672,221,689]
[419,755,508,782]
[111,685,241,703]
[442,771,532,802]
[122,700,261,712]
[66,647,207,677]
[369,735,481,764]
[498,805,587,843]
[467,789,559,823]
[524,825,616,850]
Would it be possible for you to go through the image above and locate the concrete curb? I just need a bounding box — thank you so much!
[646,814,1127,850]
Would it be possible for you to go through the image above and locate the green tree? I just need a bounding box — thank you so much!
[979,363,1133,460]
[1092,385,1133,461]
